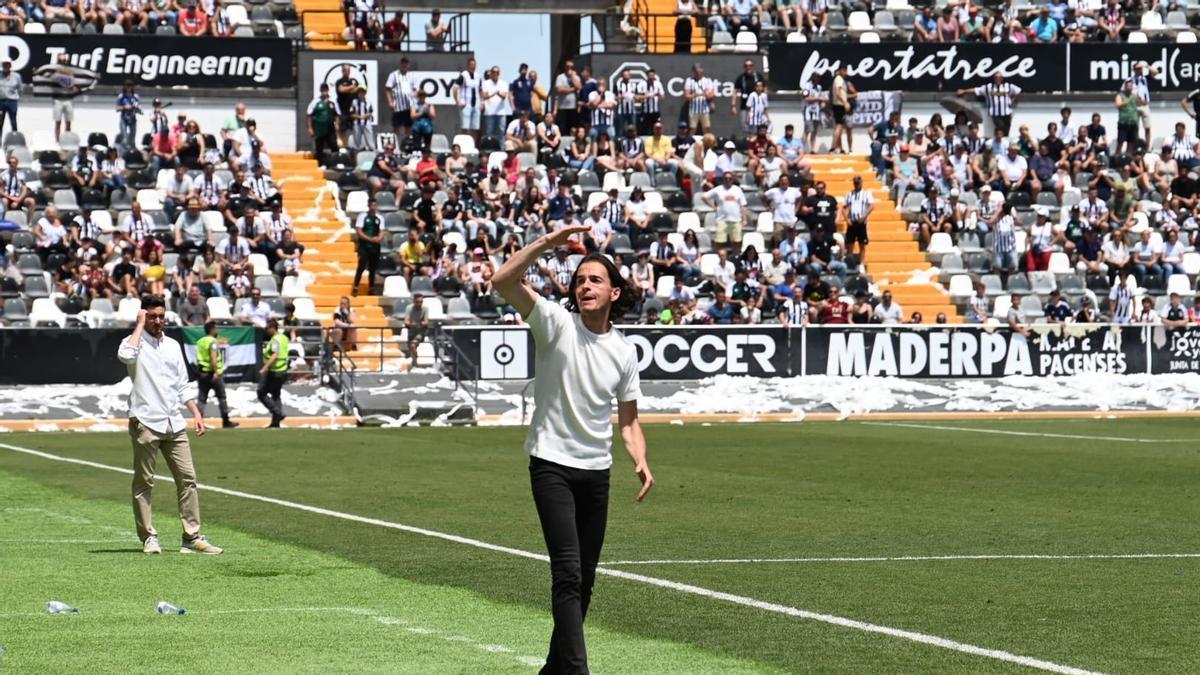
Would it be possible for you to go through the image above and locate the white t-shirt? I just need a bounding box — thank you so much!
[876,301,904,324]
[482,78,508,116]
[998,154,1028,183]
[706,184,747,222]
[525,297,641,470]
[765,186,800,224]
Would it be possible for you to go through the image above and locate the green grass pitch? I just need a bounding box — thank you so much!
[0,419,1197,673]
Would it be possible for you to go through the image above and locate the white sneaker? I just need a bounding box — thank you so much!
[143,536,162,555]
[180,535,224,555]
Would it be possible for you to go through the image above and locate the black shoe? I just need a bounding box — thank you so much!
[267,415,280,428]
[277,414,287,426]
[222,419,239,429]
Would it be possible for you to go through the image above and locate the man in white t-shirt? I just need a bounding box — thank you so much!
[491,224,654,675]
[582,204,614,254]
[481,66,509,140]
[703,172,748,251]
[997,142,1031,195]
[875,290,904,324]
[764,173,801,243]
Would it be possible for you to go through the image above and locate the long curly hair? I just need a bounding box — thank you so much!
[564,253,637,320]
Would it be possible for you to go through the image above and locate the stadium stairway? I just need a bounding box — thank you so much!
[298,0,350,49]
[808,156,961,323]
[639,0,706,53]
[275,152,407,371]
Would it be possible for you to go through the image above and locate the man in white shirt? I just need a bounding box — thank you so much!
[703,171,748,252]
[491,224,653,675]
[238,286,272,328]
[997,142,1031,195]
[117,295,223,556]
[875,290,904,324]
[583,204,614,254]
[481,66,509,140]
[714,141,740,179]
[764,173,801,242]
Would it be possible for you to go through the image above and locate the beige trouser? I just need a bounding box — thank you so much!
[129,418,201,544]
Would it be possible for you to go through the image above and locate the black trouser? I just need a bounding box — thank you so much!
[313,130,338,165]
[256,370,286,418]
[992,114,1012,136]
[355,243,380,289]
[529,456,610,675]
[196,371,230,421]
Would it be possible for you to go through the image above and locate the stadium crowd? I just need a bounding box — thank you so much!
[0,0,296,37]
[298,48,1200,328]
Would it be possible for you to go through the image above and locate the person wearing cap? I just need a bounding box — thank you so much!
[1024,205,1055,272]
[1041,288,1070,321]
[703,171,747,253]
[714,140,740,180]
[459,246,495,305]
[962,5,987,40]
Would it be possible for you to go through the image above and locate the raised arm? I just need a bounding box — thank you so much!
[493,224,590,317]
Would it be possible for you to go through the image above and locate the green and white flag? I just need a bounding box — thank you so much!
[179,326,259,383]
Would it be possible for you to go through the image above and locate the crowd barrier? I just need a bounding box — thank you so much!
[446,323,1200,380]
[767,43,1200,94]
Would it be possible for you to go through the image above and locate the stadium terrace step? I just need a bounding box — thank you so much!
[811,160,959,322]
[639,0,707,53]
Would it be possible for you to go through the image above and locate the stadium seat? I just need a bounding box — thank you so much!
[443,231,467,253]
[292,298,321,324]
[255,276,280,298]
[947,274,973,299]
[1177,30,1197,43]
[23,274,49,299]
[710,31,734,52]
[53,189,79,211]
[136,190,163,211]
[101,22,123,34]
[58,131,80,153]
[1166,274,1193,296]
[1128,30,1148,43]
[281,276,309,299]
[114,296,141,325]
[1028,271,1056,295]
[207,297,234,322]
[1048,252,1071,275]
[3,298,28,325]
[926,232,955,255]
[859,31,881,43]
[30,297,68,327]
[741,232,765,253]
[345,190,369,216]
[733,31,758,53]
[382,274,411,302]
[1183,252,1200,275]
[23,22,45,34]
[446,295,475,322]
[699,253,720,277]
[981,274,1005,297]
[755,211,774,234]
[16,254,42,274]
[939,253,967,277]
[249,253,270,275]
[655,275,675,298]
[677,211,701,234]
[410,276,435,297]
[873,10,899,36]
[785,31,807,43]
[85,298,117,328]
[3,131,24,149]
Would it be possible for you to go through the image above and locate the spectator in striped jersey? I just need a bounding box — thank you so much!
[587,78,616,141]
[613,69,639,140]
[350,88,375,152]
[617,125,647,174]
[966,282,989,323]
[684,65,715,135]
[1107,269,1134,324]
[991,207,1018,289]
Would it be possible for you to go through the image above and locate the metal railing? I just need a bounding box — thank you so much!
[318,330,360,419]
[580,10,721,54]
[301,10,470,52]
[433,324,480,413]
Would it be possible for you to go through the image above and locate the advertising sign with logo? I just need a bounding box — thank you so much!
[1068,44,1200,92]
[804,325,1142,377]
[5,35,292,88]
[767,43,1065,93]
[577,54,747,136]
[1148,325,1200,373]
[298,50,474,145]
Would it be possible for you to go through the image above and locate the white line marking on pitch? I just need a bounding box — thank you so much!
[601,553,1200,565]
[0,441,1102,675]
[861,421,1193,443]
[0,538,136,544]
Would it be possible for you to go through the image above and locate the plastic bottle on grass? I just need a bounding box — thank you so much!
[46,601,78,614]
[156,601,186,615]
